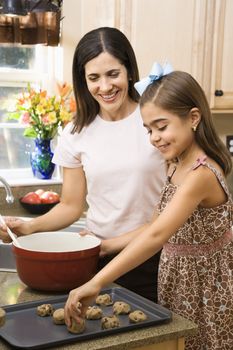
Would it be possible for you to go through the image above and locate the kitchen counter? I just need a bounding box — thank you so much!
[0,271,198,350]
[0,184,62,218]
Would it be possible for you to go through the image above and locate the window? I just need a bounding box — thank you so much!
[0,44,62,184]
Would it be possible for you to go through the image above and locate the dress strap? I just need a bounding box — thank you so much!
[191,155,207,170]
[191,155,231,199]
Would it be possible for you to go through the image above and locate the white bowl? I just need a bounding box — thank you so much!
[16,231,101,252]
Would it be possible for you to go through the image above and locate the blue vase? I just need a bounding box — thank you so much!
[30,138,55,179]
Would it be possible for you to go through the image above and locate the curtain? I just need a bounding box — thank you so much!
[0,11,61,46]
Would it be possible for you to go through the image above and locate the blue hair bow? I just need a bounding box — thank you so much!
[134,62,173,96]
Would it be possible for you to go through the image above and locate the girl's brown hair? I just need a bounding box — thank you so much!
[140,71,232,175]
[72,27,139,133]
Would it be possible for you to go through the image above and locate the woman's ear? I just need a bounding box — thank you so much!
[190,107,201,129]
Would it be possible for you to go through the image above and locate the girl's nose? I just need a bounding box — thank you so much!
[150,132,160,143]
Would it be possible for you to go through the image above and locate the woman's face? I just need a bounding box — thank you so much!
[141,102,195,161]
[84,52,130,119]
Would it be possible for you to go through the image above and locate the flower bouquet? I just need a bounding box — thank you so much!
[9,82,76,139]
[8,83,76,179]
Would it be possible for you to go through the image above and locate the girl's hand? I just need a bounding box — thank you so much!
[64,279,101,326]
[0,217,30,242]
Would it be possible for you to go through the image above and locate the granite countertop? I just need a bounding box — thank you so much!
[0,203,197,349]
[0,271,198,350]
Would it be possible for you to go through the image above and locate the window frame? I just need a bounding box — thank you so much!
[0,45,63,185]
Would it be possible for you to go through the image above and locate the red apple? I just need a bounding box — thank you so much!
[35,189,45,197]
[21,192,41,204]
[40,191,60,204]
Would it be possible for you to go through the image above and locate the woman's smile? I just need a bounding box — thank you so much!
[99,90,119,103]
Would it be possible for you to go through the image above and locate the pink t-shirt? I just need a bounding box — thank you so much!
[53,106,166,239]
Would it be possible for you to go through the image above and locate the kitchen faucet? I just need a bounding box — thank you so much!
[0,176,14,204]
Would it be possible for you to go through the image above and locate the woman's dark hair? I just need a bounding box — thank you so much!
[140,71,232,175]
[72,27,139,132]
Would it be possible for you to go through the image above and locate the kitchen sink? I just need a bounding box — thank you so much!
[0,218,86,272]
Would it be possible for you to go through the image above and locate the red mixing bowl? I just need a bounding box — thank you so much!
[12,232,101,292]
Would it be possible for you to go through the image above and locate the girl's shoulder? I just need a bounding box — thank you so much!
[165,155,231,205]
[189,155,231,204]
[191,155,226,184]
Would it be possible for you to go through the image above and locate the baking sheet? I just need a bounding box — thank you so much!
[0,287,172,349]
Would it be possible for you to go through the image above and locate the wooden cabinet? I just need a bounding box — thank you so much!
[118,0,233,111]
[126,0,197,77]
[210,0,233,110]
[62,0,233,111]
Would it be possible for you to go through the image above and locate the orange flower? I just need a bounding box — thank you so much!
[69,96,76,113]
[57,82,72,98]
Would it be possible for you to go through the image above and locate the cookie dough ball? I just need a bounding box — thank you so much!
[37,304,54,317]
[95,294,113,306]
[76,301,82,309]
[0,308,6,327]
[53,308,65,325]
[129,310,147,323]
[85,306,103,320]
[113,301,131,315]
[101,315,120,329]
[67,318,85,334]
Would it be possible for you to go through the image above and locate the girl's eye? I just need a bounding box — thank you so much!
[158,125,167,131]
[146,129,152,135]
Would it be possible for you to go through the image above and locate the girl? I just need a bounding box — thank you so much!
[64,67,233,350]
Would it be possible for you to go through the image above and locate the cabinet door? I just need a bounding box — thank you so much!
[210,0,233,110]
[127,0,213,101]
[129,0,196,77]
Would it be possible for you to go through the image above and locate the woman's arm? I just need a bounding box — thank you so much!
[0,167,87,241]
[101,209,159,255]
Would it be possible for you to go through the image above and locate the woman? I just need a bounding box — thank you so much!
[0,28,165,302]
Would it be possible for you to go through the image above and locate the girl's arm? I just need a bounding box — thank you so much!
[0,167,87,241]
[64,165,225,324]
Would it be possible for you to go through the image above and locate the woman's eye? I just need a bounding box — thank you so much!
[110,73,119,78]
[88,77,98,82]
[146,129,152,135]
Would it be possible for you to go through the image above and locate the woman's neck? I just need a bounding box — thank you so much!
[99,100,138,121]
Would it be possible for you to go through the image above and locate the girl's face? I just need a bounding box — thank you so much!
[84,52,130,119]
[141,102,195,161]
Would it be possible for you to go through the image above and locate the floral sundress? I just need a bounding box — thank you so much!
[157,157,233,350]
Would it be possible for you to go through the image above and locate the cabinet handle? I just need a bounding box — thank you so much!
[215,89,224,96]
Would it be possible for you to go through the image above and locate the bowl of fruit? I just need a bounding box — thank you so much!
[19,189,60,215]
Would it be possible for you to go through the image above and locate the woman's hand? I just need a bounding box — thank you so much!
[64,279,101,326]
[79,230,107,257]
[0,217,31,242]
